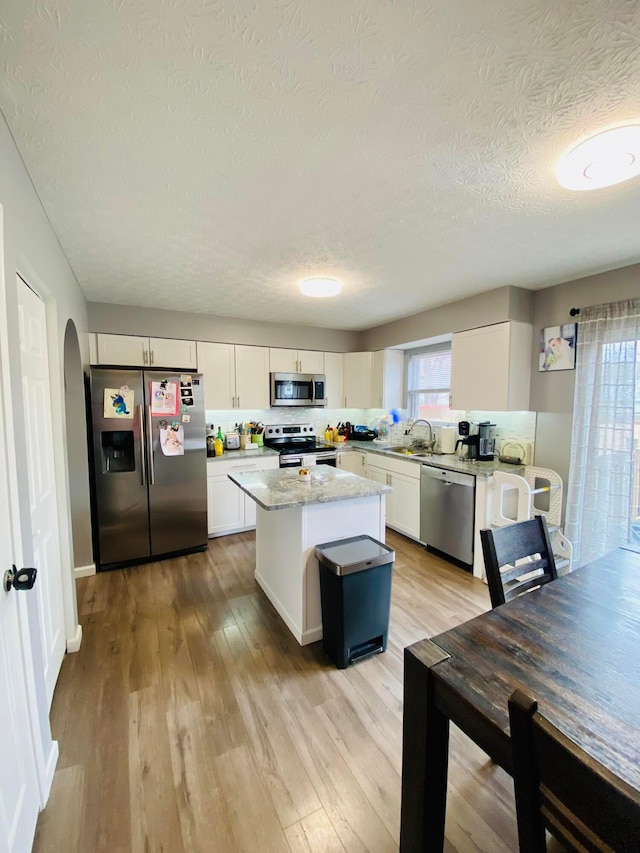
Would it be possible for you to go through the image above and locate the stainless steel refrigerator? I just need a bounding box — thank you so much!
[89,368,207,570]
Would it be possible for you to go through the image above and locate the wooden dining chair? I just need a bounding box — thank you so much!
[508,689,640,852]
[480,516,557,609]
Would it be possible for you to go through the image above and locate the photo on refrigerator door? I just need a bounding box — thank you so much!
[159,423,184,456]
[103,387,134,418]
[150,380,179,415]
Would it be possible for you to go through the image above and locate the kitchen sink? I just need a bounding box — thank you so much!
[386,446,444,457]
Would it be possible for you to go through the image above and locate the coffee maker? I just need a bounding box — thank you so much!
[477,421,496,461]
[455,421,479,460]
[455,421,496,461]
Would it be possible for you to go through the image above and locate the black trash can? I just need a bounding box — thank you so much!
[315,534,395,669]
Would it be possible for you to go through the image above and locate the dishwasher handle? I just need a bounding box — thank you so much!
[421,465,475,488]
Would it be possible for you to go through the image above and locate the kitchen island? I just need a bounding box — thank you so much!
[228,466,391,645]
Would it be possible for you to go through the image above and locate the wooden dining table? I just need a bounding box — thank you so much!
[399,547,640,852]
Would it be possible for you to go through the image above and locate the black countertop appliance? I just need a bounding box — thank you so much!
[477,422,497,461]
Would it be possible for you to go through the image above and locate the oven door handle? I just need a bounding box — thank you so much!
[280,456,303,468]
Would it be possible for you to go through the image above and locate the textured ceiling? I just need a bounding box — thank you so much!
[1,1,640,331]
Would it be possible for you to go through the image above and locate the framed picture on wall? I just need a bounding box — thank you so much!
[539,323,577,372]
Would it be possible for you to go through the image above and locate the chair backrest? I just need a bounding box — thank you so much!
[480,516,557,609]
[508,689,640,852]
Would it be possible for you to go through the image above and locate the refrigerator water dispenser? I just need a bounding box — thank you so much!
[101,431,135,473]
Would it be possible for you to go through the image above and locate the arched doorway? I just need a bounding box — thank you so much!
[63,320,93,572]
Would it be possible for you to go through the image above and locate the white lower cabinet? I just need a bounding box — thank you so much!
[336,449,367,474]
[364,452,421,540]
[207,455,279,537]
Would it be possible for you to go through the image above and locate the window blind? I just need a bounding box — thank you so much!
[406,343,451,417]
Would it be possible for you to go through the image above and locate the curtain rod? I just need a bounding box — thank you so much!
[569,307,580,317]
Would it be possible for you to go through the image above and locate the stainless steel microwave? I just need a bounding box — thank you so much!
[270,373,327,407]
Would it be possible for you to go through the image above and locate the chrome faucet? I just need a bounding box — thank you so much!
[406,419,436,451]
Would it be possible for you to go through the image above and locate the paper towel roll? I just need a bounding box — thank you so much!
[441,427,456,454]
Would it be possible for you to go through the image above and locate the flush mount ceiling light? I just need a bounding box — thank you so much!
[557,125,640,190]
[299,277,342,298]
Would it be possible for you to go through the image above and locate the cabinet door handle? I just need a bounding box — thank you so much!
[236,396,240,408]
[150,350,155,365]
[143,349,148,365]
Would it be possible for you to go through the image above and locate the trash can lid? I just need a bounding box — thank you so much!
[315,534,395,576]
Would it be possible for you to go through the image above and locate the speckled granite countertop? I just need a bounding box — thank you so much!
[228,466,391,511]
[206,447,280,463]
[334,441,524,479]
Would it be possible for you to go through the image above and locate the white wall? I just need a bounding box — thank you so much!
[530,262,640,484]
[361,285,533,350]
[88,301,361,352]
[0,109,90,772]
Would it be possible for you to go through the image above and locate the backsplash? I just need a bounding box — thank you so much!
[406,407,537,453]
[205,406,537,454]
[205,408,374,434]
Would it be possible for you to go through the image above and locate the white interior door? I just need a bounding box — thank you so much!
[17,276,66,706]
[0,343,41,852]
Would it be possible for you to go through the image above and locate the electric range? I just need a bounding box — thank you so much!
[263,424,337,468]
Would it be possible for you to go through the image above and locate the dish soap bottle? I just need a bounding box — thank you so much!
[214,426,224,457]
[324,424,333,442]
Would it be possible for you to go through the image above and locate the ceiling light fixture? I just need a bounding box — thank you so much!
[299,277,342,298]
[556,125,640,191]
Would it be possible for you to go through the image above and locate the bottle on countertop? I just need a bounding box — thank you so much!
[207,424,216,457]
[214,426,224,457]
[324,424,333,442]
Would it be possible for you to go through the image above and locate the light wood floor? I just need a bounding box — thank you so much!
[33,529,520,852]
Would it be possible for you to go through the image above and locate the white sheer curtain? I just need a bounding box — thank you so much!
[566,298,640,567]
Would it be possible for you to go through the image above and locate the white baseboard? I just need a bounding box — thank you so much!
[40,739,59,806]
[66,624,82,654]
[74,563,95,578]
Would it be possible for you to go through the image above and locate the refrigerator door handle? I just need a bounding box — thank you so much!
[146,405,155,485]
[138,404,146,485]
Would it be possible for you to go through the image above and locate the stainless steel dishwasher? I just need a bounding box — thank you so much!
[420,466,475,568]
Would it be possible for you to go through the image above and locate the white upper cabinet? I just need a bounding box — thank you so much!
[197,342,270,410]
[450,321,532,411]
[235,345,270,409]
[372,349,404,410]
[323,352,344,409]
[94,333,196,369]
[269,348,324,374]
[343,352,373,408]
[197,342,235,409]
[95,334,147,366]
[149,338,197,369]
